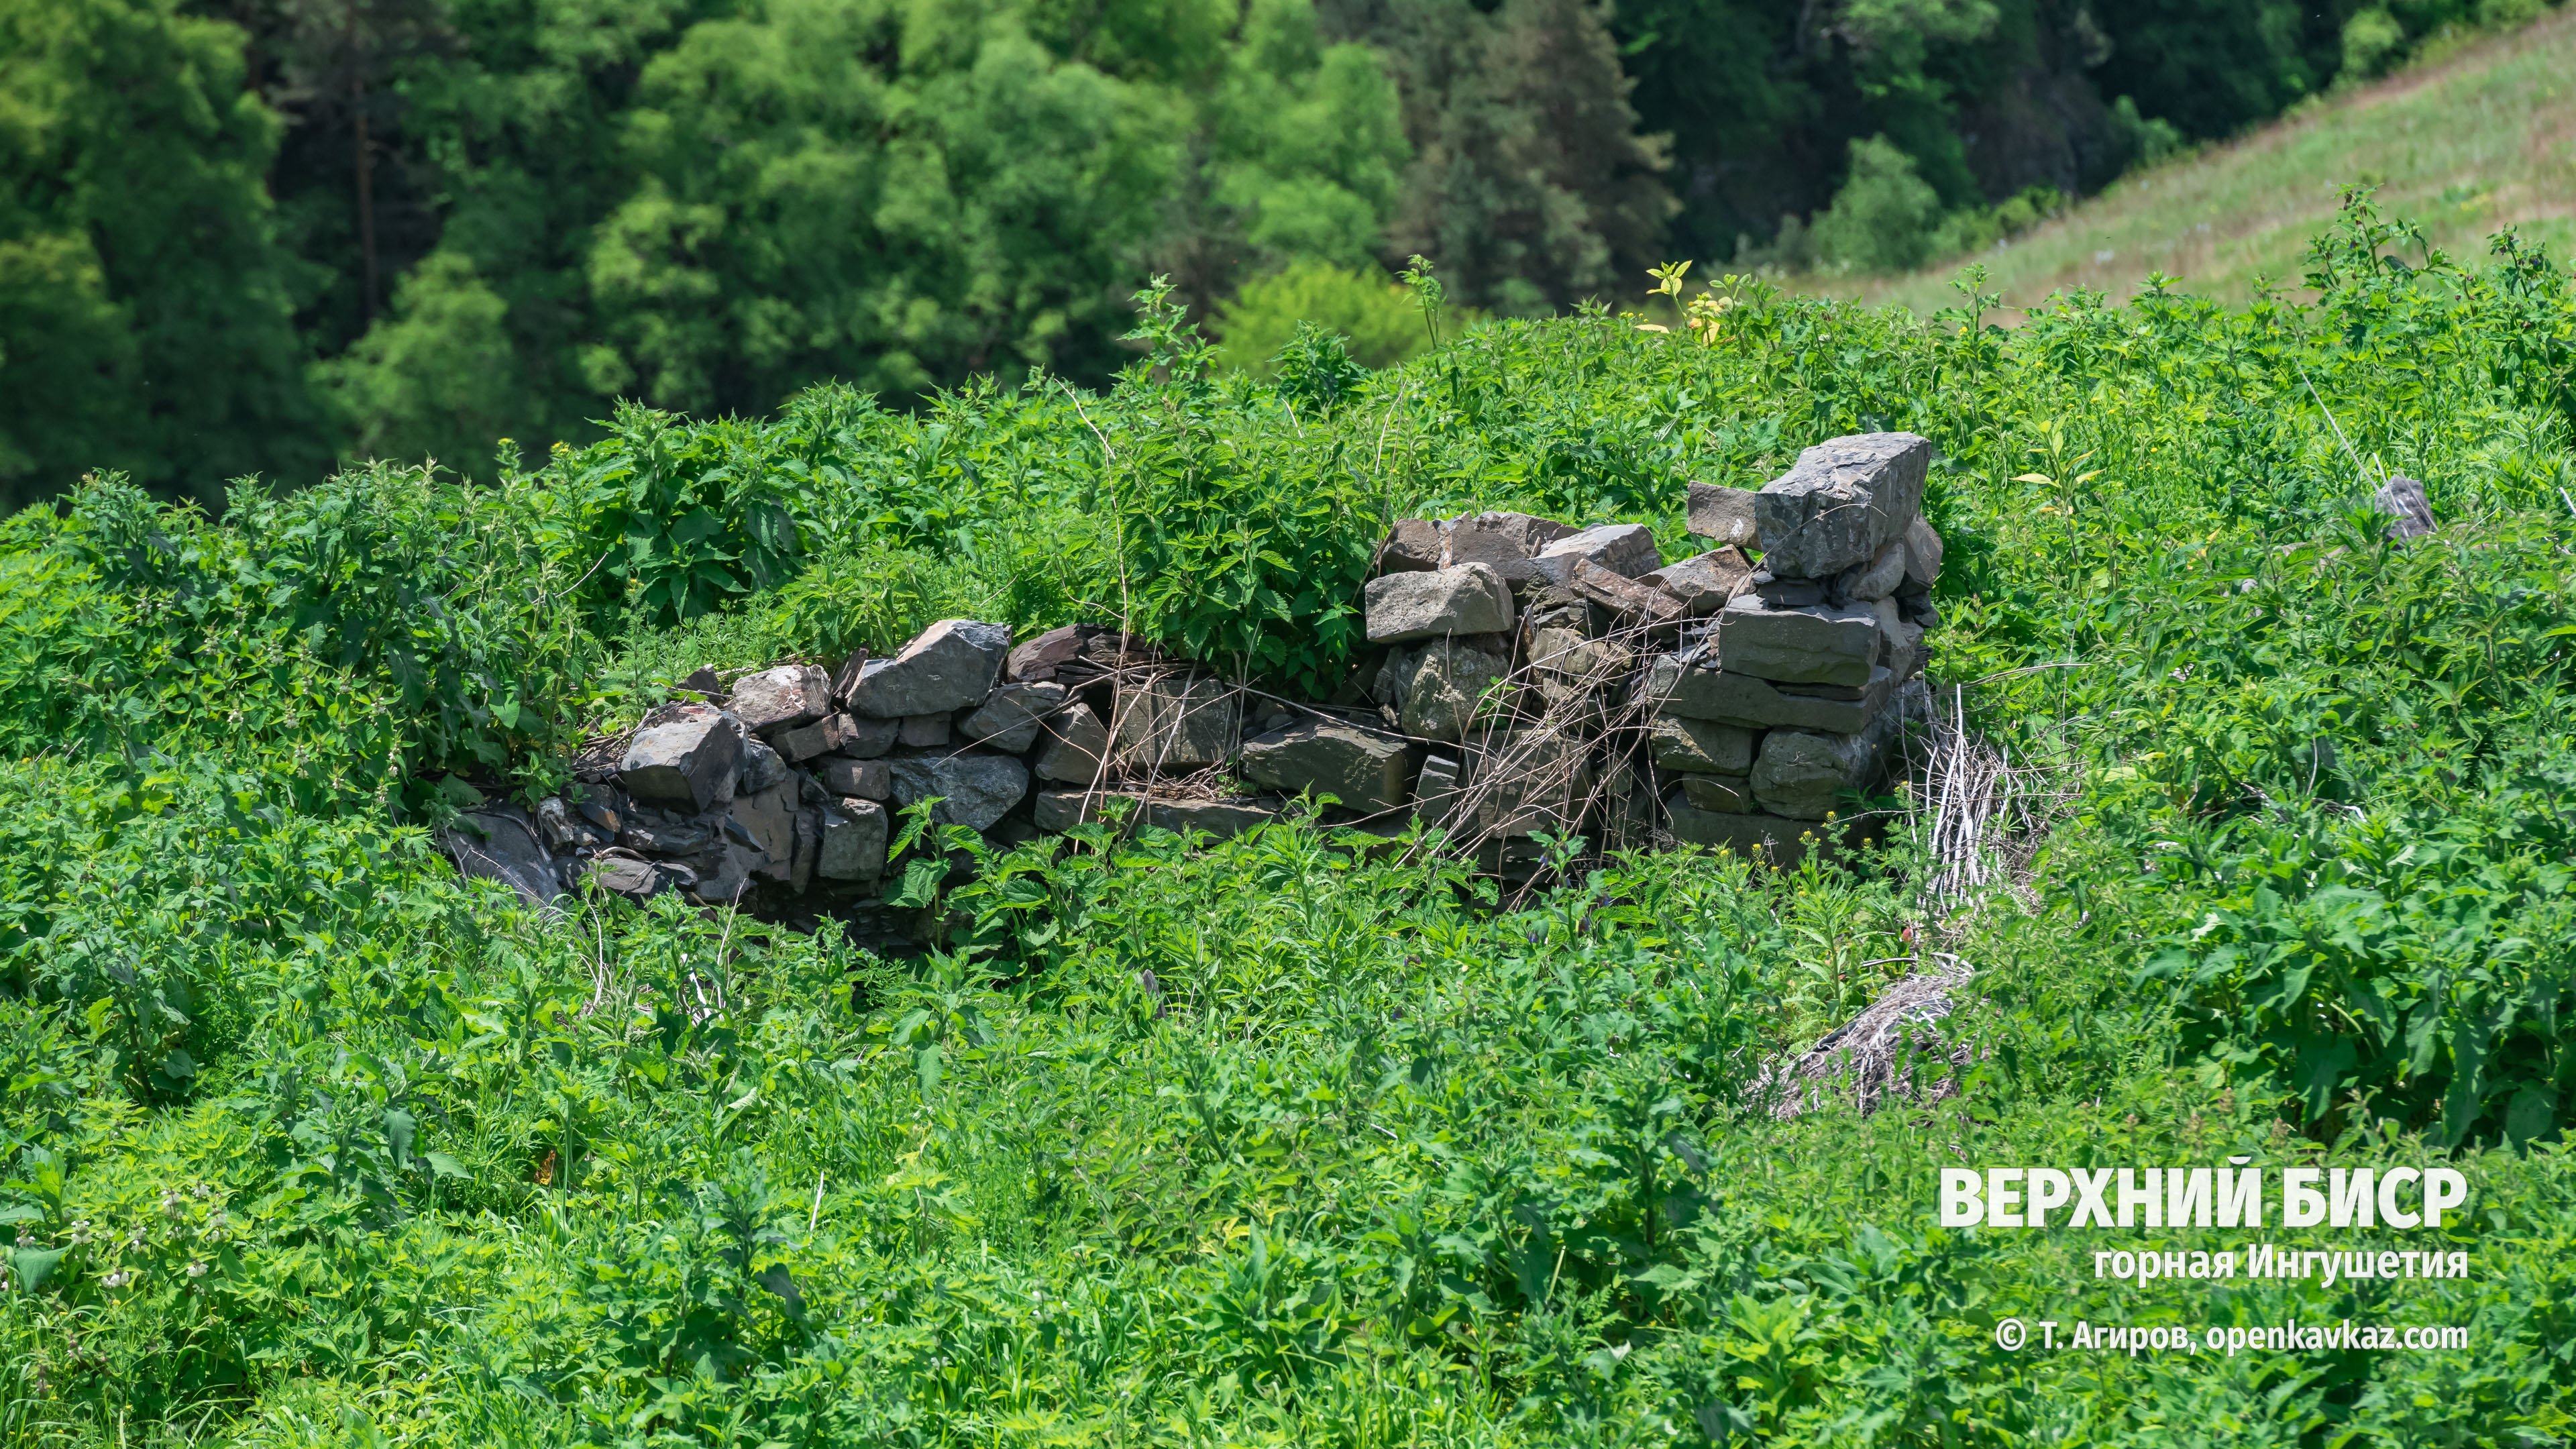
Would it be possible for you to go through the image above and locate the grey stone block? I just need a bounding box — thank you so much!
[1650,716,1757,775]
[727,782,799,877]
[1714,594,1880,687]
[1750,708,1901,820]
[817,798,889,882]
[1440,511,1576,579]
[619,704,745,813]
[888,753,1030,831]
[1642,546,1754,616]
[1650,650,1894,731]
[1755,432,1931,579]
[847,619,1012,718]
[1686,482,1760,547]
[899,712,950,747]
[959,682,1069,754]
[1031,788,1279,839]
[818,756,891,800]
[1240,719,1421,814]
[1378,519,1443,573]
[1536,522,1659,578]
[1833,539,1905,602]
[1033,700,1110,783]
[1375,635,1511,743]
[729,664,829,733]
[774,712,861,762]
[1902,515,1943,587]
[1364,564,1515,643]
[1113,676,1242,769]
[738,734,790,792]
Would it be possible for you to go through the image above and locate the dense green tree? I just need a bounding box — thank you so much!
[0,0,329,507]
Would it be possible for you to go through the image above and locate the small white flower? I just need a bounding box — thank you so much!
[101,1271,131,1289]
[186,1262,208,1279]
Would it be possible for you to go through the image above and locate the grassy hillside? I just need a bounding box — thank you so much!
[2,199,2575,1445]
[1817,9,2576,315]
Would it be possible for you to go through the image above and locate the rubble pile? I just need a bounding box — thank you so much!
[439,431,1943,909]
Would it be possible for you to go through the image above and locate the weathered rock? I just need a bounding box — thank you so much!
[888,754,1030,830]
[839,715,900,758]
[1519,585,1599,637]
[1642,547,1754,616]
[1678,773,1754,813]
[775,712,861,763]
[1472,727,1595,837]
[790,808,820,892]
[619,704,746,813]
[898,712,951,748]
[1032,788,1279,839]
[571,784,628,837]
[739,734,791,792]
[1650,651,1895,732]
[1754,433,1932,579]
[1885,616,1926,681]
[679,665,723,698]
[847,619,1011,718]
[1686,483,1760,547]
[1240,719,1421,814]
[687,843,762,906]
[534,796,602,854]
[1411,752,1471,828]
[1902,515,1943,587]
[1113,676,1241,769]
[1543,555,1684,629]
[1033,701,1110,783]
[1440,511,1576,584]
[1715,594,1880,688]
[1364,564,1515,643]
[818,798,888,882]
[442,807,560,907]
[619,816,712,857]
[1832,540,1906,602]
[1528,627,1630,713]
[729,664,830,733]
[1536,522,1659,578]
[959,682,1069,754]
[1664,798,1810,865]
[1376,635,1511,742]
[1378,519,1444,573]
[829,650,871,706]
[727,782,799,878]
[583,852,662,902]
[1748,571,1827,608]
[1750,711,1900,820]
[1004,625,1090,684]
[2375,475,2435,539]
[818,756,892,800]
[1649,716,1756,775]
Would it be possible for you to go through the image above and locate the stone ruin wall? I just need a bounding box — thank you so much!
[441,431,1947,912]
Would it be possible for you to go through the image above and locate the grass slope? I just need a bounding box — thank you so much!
[2,206,2575,1444]
[1823,9,2576,315]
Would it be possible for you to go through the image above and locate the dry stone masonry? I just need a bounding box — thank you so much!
[441,433,1943,909]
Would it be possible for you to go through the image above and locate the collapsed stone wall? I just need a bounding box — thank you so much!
[441,431,1945,910]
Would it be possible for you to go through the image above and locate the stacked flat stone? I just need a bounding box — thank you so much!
[439,431,1949,910]
[1654,433,1941,855]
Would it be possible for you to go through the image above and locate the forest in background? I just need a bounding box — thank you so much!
[0,0,2555,504]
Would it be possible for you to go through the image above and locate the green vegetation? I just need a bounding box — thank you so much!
[3,195,2575,1443]
[1844,7,2576,313]
[15,0,2565,505]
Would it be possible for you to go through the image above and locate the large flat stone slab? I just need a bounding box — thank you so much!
[619,704,745,813]
[960,682,1069,754]
[1033,700,1110,783]
[729,665,829,733]
[1649,716,1756,775]
[1536,523,1658,578]
[1031,788,1281,839]
[1642,547,1753,617]
[1686,483,1759,547]
[1240,719,1422,814]
[1750,708,1901,820]
[1364,564,1514,643]
[1755,433,1931,580]
[888,753,1030,830]
[1650,651,1894,731]
[1113,676,1242,769]
[1713,594,1880,688]
[847,619,1011,718]
[1664,800,1813,866]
